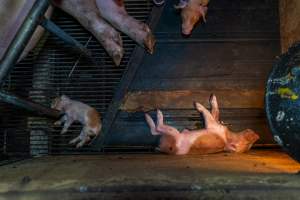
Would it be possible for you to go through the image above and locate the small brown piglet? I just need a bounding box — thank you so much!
[51,95,102,148]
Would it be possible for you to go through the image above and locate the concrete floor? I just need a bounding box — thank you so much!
[1,150,300,199]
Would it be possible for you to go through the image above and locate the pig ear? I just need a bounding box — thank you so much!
[174,0,188,9]
[243,130,260,143]
[197,6,208,22]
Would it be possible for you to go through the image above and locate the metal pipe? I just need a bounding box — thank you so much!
[41,18,92,59]
[0,91,60,119]
[0,0,50,84]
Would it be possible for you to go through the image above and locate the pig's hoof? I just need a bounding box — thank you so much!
[156,109,163,118]
[76,142,84,148]
[144,32,156,54]
[209,94,217,103]
[54,121,61,126]
[69,138,79,145]
[112,51,123,66]
[195,102,205,111]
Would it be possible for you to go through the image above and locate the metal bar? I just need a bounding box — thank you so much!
[0,91,60,119]
[0,0,50,84]
[40,19,92,59]
[92,5,164,150]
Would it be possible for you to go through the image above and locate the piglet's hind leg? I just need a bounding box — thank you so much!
[156,110,180,136]
[54,115,67,126]
[195,102,217,129]
[60,118,73,134]
[69,136,80,145]
[209,94,220,122]
[145,113,160,136]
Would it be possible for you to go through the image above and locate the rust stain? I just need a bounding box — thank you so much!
[121,90,264,112]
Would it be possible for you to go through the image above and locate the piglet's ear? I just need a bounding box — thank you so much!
[174,0,187,9]
[243,131,260,143]
[198,5,208,22]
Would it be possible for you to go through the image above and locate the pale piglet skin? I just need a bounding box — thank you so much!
[96,0,156,54]
[52,0,123,66]
[51,95,102,148]
[145,95,259,155]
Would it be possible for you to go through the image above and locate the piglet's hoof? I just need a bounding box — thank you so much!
[53,121,61,126]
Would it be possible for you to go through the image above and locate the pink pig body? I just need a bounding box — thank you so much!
[145,95,259,155]
[52,0,123,66]
[175,0,210,35]
[96,0,155,54]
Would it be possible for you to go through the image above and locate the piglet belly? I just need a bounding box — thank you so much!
[189,134,226,154]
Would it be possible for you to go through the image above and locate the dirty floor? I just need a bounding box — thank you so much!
[1,149,300,199]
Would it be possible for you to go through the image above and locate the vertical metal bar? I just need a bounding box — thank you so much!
[0,0,50,84]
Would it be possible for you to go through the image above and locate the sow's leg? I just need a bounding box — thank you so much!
[96,0,155,54]
[52,0,123,66]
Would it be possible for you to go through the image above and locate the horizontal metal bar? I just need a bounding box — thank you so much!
[0,91,60,119]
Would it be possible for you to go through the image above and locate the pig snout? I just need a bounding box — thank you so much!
[180,5,208,36]
[182,25,194,36]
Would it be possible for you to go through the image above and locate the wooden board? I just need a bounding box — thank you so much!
[0,150,300,199]
[280,0,300,52]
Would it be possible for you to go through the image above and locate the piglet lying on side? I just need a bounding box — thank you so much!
[145,95,259,155]
[51,95,102,148]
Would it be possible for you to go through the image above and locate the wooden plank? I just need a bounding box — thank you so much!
[131,41,279,91]
[121,90,265,111]
[279,0,300,52]
[1,151,300,199]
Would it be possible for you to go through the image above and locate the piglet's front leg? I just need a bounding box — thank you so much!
[60,117,74,134]
[96,0,156,54]
[54,115,67,126]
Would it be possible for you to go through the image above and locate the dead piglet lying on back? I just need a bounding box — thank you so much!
[175,0,210,35]
[96,0,156,53]
[51,95,102,148]
[145,94,259,155]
